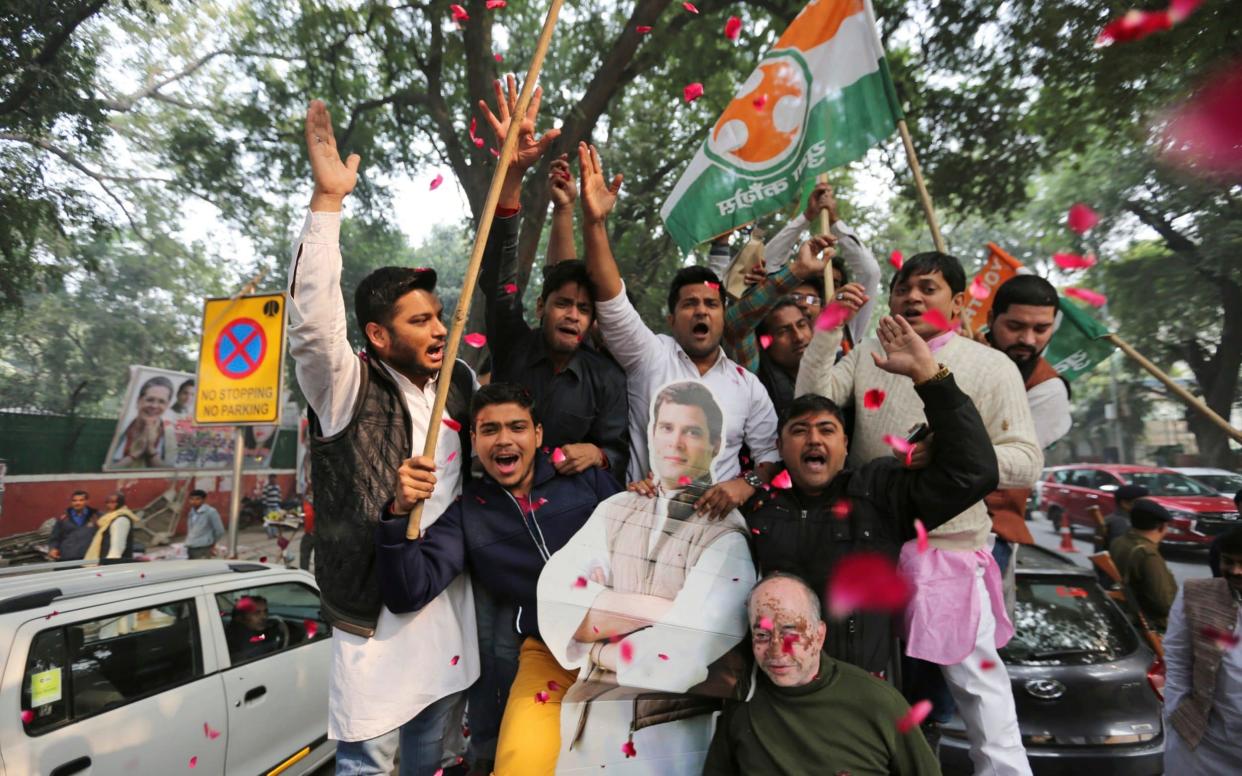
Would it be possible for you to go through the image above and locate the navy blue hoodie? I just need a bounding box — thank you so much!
[376,450,621,640]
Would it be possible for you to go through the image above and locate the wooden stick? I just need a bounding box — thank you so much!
[896,118,947,254]
[407,0,567,539]
[815,172,834,298]
[1107,333,1242,444]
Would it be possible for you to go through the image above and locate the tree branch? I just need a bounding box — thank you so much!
[0,0,109,116]
[101,49,230,112]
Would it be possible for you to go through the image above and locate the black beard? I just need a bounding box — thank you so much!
[987,331,1042,382]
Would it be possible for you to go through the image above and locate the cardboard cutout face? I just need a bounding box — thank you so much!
[536,380,755,775]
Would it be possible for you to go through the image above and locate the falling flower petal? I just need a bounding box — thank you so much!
[1096,9,1170,46]
[204,722,221,740]
[1160,59,1242,180]
[551,447,567,464]
[1201,625,1241,650]
[450,3,469,22]
[658,653,669,661]
[237,597,256,612]
[831,499,851,520]
[897,699,932,733]
[450,655,461,665]
[622,740,638,758]
[883,434,913,455]
[1168,0,1203,23]
[249,634,266,643]
[969,277,990,300]
[752,94,767,110]
[486,0,506,8]
[814,302,851,331]
[915,519,929,553]
[758,334,773,350]
[573,576,588,588]
[304,619,319,639]
[827,552,912,618]
[889,250,903,269]
[683,82,704,103]
[475,495,487,504]
[921,309,957,332]
[1053,252,1097,270]
[469,117,483,147]
[636,25,653,34]
[534,690,549,703]
[724,15,742,40]
[21,709,34,724]
[758,616,773,630]
[1064,287,1108,307]
[620,640,634,663]
[494,52,503,62]
[489,147,500,158]
[863,389,886,410]
[1067,203,1099,234]
[736,365,745,376]
[276,536,290,549]
[677,475,692,486]
[447,450,458,463]
[781,633,798,655]
[503,282,519,294]
[532,497,548,510]
[704,281,720,291]
[443,417,462,432]
[429,174,444,191]
[189,756,199,768]
[547,680,562,692]
[682,2,699,13]
[771,470,793,489]
[980,659,998,671]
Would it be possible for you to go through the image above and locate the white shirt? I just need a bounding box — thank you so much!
[595,286,780,484]
[287,210,478,742]
[1027,377,1072,450]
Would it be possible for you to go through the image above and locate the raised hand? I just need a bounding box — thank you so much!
[305,100,360,211]
[549,153,577,209]
[870,315,940,383]
[791,234,837,281]
[829,282,869,321]
[479,75,561,172]
[578,142,623,225]
[802,181,838,223]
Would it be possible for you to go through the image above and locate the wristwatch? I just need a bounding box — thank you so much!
[741,471,764,489]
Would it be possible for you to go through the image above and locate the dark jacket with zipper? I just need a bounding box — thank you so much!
[742,374,998,674]
[375,450,621,640]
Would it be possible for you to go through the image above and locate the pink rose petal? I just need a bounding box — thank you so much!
[489,147,500,158]
[620,640,634,663]
[1053,252,1097,270]
[573,576,588,588]
[204,722,221,740]
[827,552,912,618]
[831,499,851,520]
[503,282,519,294]
[863,389,886,410]
[758,616,773,630]
[1064,287,1108,307]
[758,334,773,350]
[724,15,742,40]
[1096,9,1170,46]
[771,470,792,489]
[304,619,319,639]
[682,2,699,13]
[658,653,669,661]
[494,52,503,62]
[249,634,266,643]
[20,709,34,725]
[429,174,444,190]
[1168,0,1203,23]
[534,690,549,703]
[551,447,567,464]
[276,536,290,549]
[636,25,653,34]
[189,756,199,768]
[532,497,548,510]
[921,309,957,332]
[236,597,256,613]
[888,250,903,269]
[450,655,461,665]
[915,519,929,554]
[443,417,462,432]
[980,659,998,671]
[781,633,798,655]
[883,434,912,454]
[814,302,850,331]
[1067,203,1099,234]
[450,3,469,22]
[969,277,990,300]
[475,495,487,504]
[677,475,692,486]
[704,281,720,291]
[1201,625,1241,650]
[752,94,767,111]
[682,82,704,103]
[897,699,932,733]
[1160,59,1242,180]
[486,0,506,8]
[447,450,457,463]
[547,680,562,692]
[622,740,637,758]
[469,117,483,147]
[736,365,745,376]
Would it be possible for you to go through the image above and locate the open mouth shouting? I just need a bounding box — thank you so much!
[691,321,710,337]
[492,448,522,478]
[800,447,829,475]
[426,341,446,366]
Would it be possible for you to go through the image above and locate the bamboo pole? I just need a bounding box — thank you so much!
[1107,333,1242,444]
[406,0,567,539]
[815,173,834,298]
[896,118,947,254]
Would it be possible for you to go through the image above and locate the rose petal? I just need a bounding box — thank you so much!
[1053,252,1097,270]
[771,470,792,489]
[1096,9,1170,46]
[1160,59,1242,180]
[1064,287,1108,307]
[494,52,503,62]
[443,417,462,432]
[446,450,458,464]
[831,499,851,520]
[636,25,653,34]
[276,536,290,549]
[551,447,567,464]
[677,475,692,486]
[45,610,59,620]
[450,655,461,665]
[704,280,720,291]
[752,94,767,111]
[573,576,588,588]
[429,174,444,191]
[980,658,998,671]
[814,302,851,331]
[249,634,266,643]
[21,709,34,724]
[897,699,932,733]
[1201,625,1241,650]
[304,619,319,639]
[534,690,549,703]
[622,740,638,758]
[548,680,562,692]
[889,250,904,269]
[915,519,929,554]
[1169,0,1203,23]
[758,616,773,630]
[620,640,634,663]
[475,495,487,504]
[236,597,256,613]
[489,147,500,158]
[450,4,469,22]
[758,334,773,350]
[683,82,704,103]
[883,434,912,454]
[658,653,669,661]
[1067,203,1099,234]
[486,0,506,8]
[969,277,990,300]
[826,552,912,618]
[724,15,742,40]
[682,2,699,13]
[469,117,480,144]
[781,633,798,655]
[503,282,519,294]
[736,365,745,376]
[204,722,221,740]
[921,309,958,332]
[863,389,886,410]
[189,756,198,769]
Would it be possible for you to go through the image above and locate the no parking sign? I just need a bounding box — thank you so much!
[195,293,286,425]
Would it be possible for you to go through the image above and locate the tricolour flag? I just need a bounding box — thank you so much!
[660,0,903,252]
[965,243,1116,383]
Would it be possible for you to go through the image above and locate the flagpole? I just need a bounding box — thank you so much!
[896,118,947,254]
[816,173,835,297]
[407,0,566,540]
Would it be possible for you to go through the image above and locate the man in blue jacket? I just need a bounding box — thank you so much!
[376,382,620,775]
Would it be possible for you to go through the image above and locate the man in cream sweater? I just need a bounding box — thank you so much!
[796,251,1040,776]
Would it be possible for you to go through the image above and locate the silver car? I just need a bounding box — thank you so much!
[0,560,334,775]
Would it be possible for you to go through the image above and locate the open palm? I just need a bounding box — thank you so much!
[578,142,623,223]
[478,75,559,171]
[871,315,937,380]
[304,100,359,197]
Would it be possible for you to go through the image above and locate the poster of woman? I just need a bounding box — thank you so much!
[537,380,756,774]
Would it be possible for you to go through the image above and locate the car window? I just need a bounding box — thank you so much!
[215,581,330,666]
[21,600,201,735]
[1052,469,1072,484]
[1068,469,1093,488]
[1000,577,1139,665]
[1091,470,1122,490]
[1125,472,1215,497]
[1197,474,1242,496]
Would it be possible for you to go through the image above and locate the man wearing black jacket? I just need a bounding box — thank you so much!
[376,382,620,775]
[744,314,999,675]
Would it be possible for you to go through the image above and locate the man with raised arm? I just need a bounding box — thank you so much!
[576,142,781,517]
[287,100,477,774]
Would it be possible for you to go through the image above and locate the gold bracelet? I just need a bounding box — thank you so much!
[914,363,950,387]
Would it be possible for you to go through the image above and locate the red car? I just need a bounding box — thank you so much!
[1039,464,1242,547]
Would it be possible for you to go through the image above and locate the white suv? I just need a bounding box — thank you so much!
[0,560,334,775]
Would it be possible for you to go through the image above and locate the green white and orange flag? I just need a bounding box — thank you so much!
[661,0,903,252]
